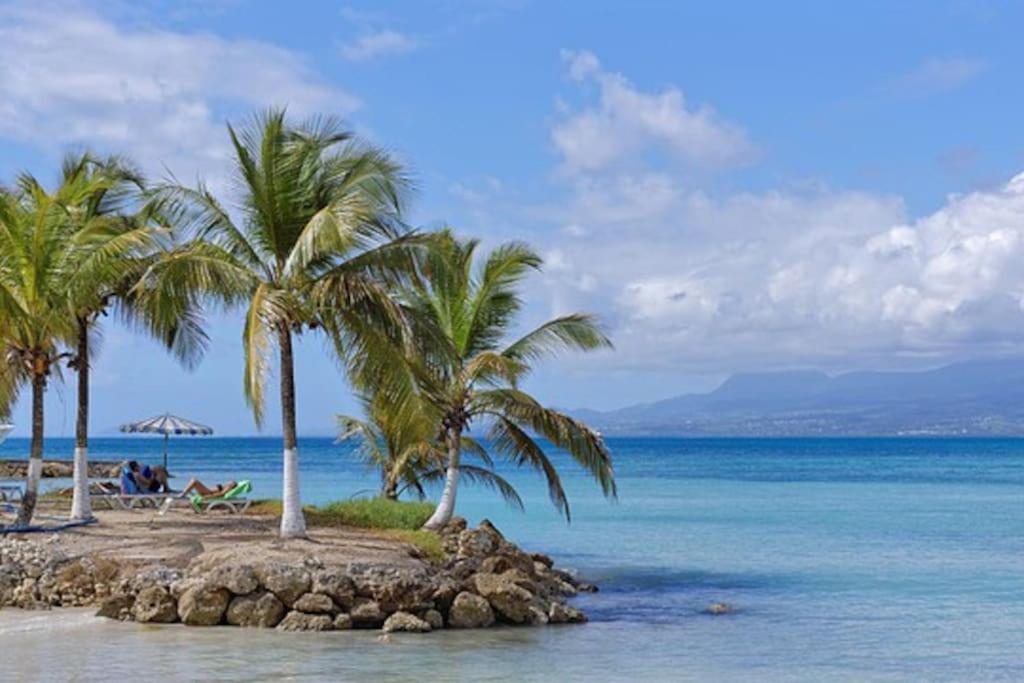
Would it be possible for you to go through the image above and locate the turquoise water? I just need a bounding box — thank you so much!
[3,437,1024,681]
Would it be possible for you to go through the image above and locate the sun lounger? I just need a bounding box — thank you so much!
[158,480,253,515]
[91,492,174,510]
[0,484,22,502]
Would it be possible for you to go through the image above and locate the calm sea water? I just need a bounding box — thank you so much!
[3,436,1024,682]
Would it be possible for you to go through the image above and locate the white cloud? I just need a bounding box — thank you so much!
[340,30,417,62]
[895,57,986,94]
[552,50,755,173]
[0,2,359,184]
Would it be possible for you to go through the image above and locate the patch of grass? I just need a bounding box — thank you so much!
[246,497,434,531]
[375,529,445,564]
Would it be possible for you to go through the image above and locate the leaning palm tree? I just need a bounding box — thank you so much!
[394,229,616,530]
[154,108,415,538]
[337,390,522,507]
[58,152,208,521]
[0,178,80,526]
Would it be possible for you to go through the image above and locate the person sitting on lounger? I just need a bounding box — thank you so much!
[127,461,172,494]
[180,478,238,498]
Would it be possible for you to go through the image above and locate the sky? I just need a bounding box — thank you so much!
[2,0,1024,436]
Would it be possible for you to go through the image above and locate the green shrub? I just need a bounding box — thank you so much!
[310,498,434,531]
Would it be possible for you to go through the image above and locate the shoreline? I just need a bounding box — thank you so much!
[0,509,592,633]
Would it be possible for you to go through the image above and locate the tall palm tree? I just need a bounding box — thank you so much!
[0,177,81,526]
[337,391,522,507]
[393,229,616,530]
[154,108,415,537]
[58,152,207,521]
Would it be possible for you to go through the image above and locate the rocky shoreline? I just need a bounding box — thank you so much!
[0,518,593,633]
[0,459,122,479]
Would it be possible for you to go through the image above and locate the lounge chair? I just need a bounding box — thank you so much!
[158,480,252,515]
[0,484,22,502]
[91,467,173,510]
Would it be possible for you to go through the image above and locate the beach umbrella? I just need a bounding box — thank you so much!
[119,413,213,470]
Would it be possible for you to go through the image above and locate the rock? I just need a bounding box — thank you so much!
[349,597,385,628]
[333,613,353,630]
[382,611,432,633]
[177,584,231,626]
[422,608,444,630]
[530,552,554,568]
[133,586,177,623]
[312,571,355,609]
[527,605,549,625]
[705,602,735,616]
[255,563,310,607]
[447,591,494,628]
[204,564,259,595]
[480,553,536,577]
[431,577,459,612]
[472,572,535,624]
[96,594,134,621]
[292,592,335,615]
[276,611,334,632]
[577,582,598,593]
[456,528,499,559]
[226,591,286,628]
[348,564,437,613]
[548,602,587,624]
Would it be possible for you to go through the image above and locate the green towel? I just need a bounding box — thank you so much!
[189,480,252,512]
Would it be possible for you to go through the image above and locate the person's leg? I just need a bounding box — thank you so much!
[152,466,171,493]
[181,478,218,496]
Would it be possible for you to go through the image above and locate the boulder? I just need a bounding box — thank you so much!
[548,602,587,624]
[422,608,444,630]
[225,591,286,628]
[312,570,355,609]
[255,563,310,607]
[456,528,499,559]
[431,577,459,612]
[530,552,554,568]
[333,613,353,630]
[132,586,177,624]
[480,552,535,577]
[348,564,436,613]
[292,592,335,615]
[349,597,385,628]
[276,611,334,632]
[472,572,535,624]
[95,593,134,621]
[447,591,494,628]
[204,564,259,595]
[177,584,230,626]
[382,611,432,633]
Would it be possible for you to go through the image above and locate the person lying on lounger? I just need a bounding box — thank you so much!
[180,478,238,498]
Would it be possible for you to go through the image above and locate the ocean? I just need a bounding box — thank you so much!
[2,436,1024,681]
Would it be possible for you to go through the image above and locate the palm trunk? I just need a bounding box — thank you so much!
[422,428,461,530]
[15,371,45,527]
[278,326,306,538]
[70,320,92,521]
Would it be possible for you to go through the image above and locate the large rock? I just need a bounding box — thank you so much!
[472,572,535,624]
[204,564,259,595]
[292,592,335,615]
[447,591,494,628]
[255,563,310,607]
[95,593,134,621]
[177,584,231,626]
[276,611,334,632]
[133,586,177,623]
[225,591,286,628]
[312,570,355,609]
[548,602,587,624]
[349,597,385,628]
[382,611,432,633]
[422,608,444,630]
[348,564,436,613]
[333,613,353,630]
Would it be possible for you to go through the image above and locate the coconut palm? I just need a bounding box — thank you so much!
[391,229,616,530]
[0,177,81,526]
[337,391,522,507]
[154,108,415,538]
[58,152,208,521]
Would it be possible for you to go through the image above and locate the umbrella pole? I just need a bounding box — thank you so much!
[163,433,168,471]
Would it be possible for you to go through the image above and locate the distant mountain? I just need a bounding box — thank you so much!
[574,359,1024,436]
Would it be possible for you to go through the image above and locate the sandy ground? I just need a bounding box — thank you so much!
[0,506,425,570]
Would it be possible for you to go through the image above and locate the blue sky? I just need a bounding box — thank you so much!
[2,0,1024,436]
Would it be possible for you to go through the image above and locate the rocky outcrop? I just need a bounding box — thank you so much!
[0,459,122,479]
[2,518,595,635]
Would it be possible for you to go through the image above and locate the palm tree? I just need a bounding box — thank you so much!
[391,229,616,530]
[0,177,80,526]
[337,391,522,507]
[154,108,415,538]
[58,152,208,521]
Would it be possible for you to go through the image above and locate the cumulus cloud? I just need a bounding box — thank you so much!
[340,30,418,62]
[552,50,755,173]
[895,57,986,94]
[0,2,358,184]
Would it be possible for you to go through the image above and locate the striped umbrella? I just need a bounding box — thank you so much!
[119,413,213,470]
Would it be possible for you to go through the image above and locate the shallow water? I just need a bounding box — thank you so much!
[3,437,1024,681]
